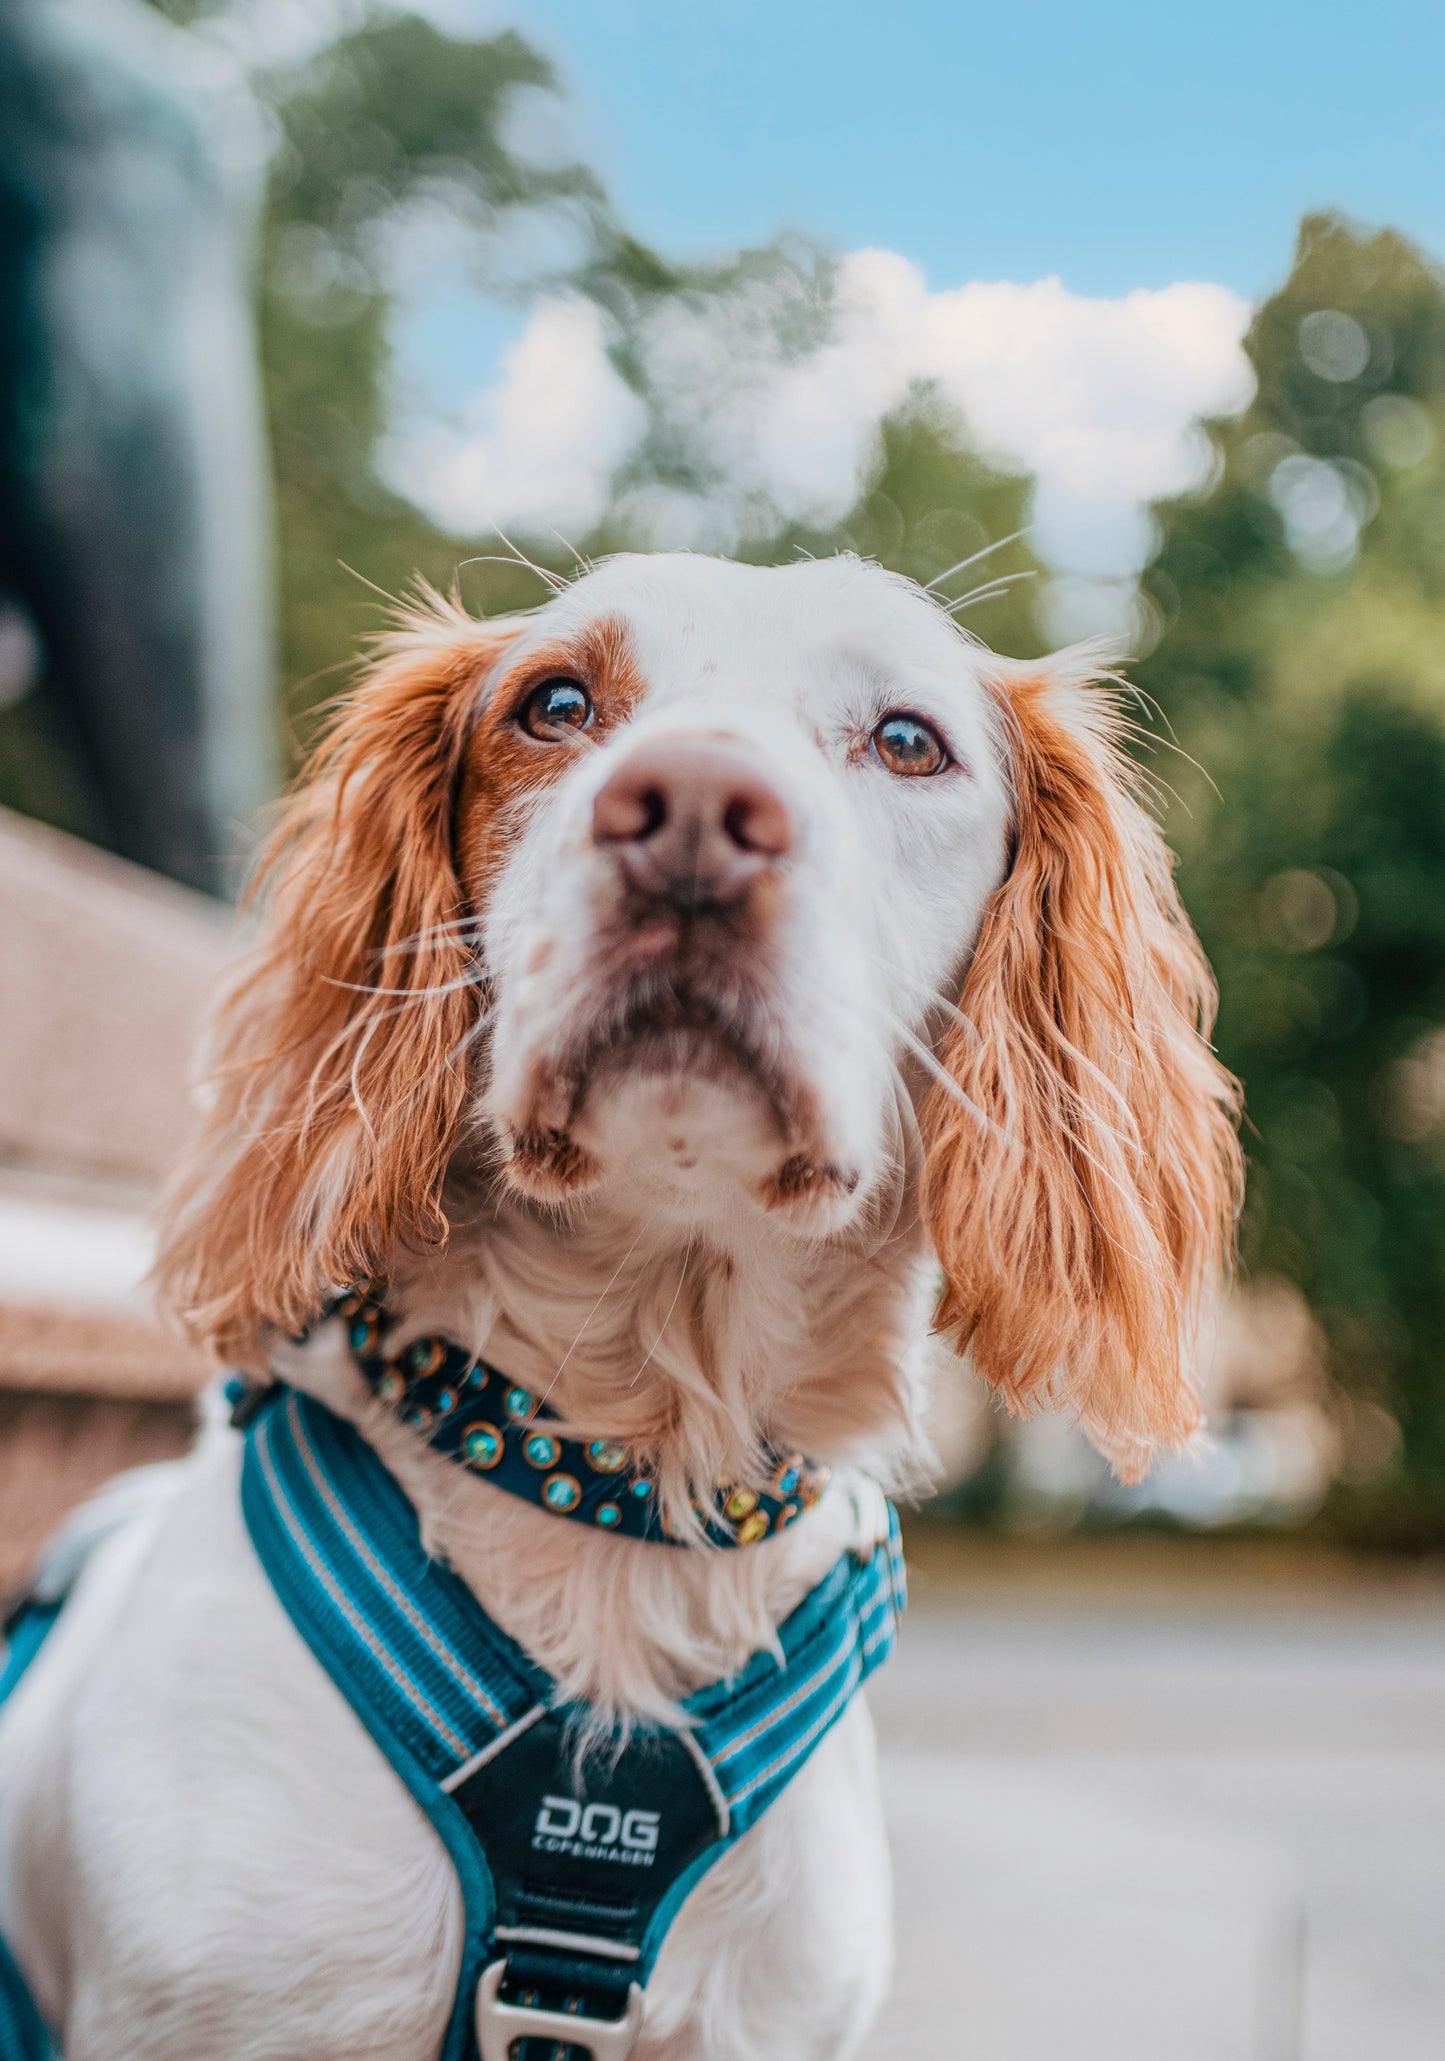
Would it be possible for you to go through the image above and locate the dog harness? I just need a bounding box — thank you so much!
[0,1607,60,2061]
[0,1355,904,2061]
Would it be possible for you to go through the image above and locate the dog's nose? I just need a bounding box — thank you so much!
[592,738,794,905]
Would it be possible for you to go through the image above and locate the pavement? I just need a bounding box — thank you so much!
[868,1546,1445,2060]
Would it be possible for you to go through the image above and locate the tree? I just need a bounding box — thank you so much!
[252,13,604,731]
[1139,214,1445,1526]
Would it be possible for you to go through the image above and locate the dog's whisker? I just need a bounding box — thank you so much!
[546,525,592,577]
[489,524,569,593]
[377,919,484,957]
[942,570,1038,616]
[924,526,1032,596]
[441,1005,496,1077]
[887,1015,1020,1155]
[920,990,987,1055]
[630,1242,692,1391]
[885,1058,926,1182]
[852,1073,914,1258]
[534,1226,649,1413]
[320,968,484,1001]
[900,1001,1166,1240]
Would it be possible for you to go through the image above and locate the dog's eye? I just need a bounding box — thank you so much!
[871,712,949,777]
[519,677,593,739]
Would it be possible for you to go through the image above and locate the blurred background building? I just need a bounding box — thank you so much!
[1,4,1443,2050]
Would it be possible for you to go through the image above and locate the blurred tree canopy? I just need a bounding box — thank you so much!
[1138,214,1445,1525]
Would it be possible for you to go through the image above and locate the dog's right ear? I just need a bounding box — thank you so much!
[155,599,518,1367]
[919,652,1243,1482]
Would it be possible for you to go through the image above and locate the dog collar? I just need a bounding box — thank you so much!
[323,1287,831,1548]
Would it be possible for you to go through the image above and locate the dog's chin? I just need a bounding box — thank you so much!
[500,1031,866,1235]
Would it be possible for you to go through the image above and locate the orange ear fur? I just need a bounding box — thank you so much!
[155,599,514,1365]
[920,655,1243,1480]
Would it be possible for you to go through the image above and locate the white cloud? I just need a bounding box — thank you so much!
[901,261,1254,573]
[395,250,1254,580]
[384,295,646,540]
[617,251,1253,574]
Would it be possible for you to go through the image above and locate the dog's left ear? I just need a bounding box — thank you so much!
[155,599,518,1366]
[919,654,1243,1481]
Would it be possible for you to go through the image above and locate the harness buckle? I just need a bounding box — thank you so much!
[475,1958,645,2061]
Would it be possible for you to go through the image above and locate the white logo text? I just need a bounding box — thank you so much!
[532,1796,660,1867]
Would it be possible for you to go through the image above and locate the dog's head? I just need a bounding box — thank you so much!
[158,553,1240,1476]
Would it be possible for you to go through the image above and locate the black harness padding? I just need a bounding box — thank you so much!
[452,1712,725,2025]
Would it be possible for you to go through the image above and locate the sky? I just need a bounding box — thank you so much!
[379,0,1444,614]
[480,0,1445,299]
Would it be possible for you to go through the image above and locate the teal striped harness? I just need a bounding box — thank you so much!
[0,1610,60,2061]
[1,1384,904,2061]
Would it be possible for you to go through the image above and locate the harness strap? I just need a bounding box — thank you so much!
[0,1603,63,2061]
[0,1934,52,2061]
[240,1386,905,2061]
[0,1929,51,2061]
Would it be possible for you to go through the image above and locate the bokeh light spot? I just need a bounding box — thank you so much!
[1298,308,1370,383]
[1259,869,1339,953]
[1267,454,1376,573]
[1361,393,1435,469]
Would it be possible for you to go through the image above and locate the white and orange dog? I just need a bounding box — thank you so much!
[0,553,1240,2059]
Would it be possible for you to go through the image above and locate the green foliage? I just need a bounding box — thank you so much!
[1138,214,1445,1502]
[252,14,602,738]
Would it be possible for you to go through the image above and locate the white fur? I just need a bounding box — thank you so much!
[0,554,1018,2057]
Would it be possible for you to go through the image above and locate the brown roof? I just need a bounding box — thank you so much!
[0,807,230,1401]
[0,805,230,1184]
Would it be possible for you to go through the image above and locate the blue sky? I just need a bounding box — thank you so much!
[486,0,1442,300]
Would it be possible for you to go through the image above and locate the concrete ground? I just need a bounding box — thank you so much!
[868,1537,1445,2061]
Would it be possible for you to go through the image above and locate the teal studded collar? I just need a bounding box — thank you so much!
[325,1287,831,1547]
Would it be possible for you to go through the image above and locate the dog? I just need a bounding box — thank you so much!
[0,551,1241,2059]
